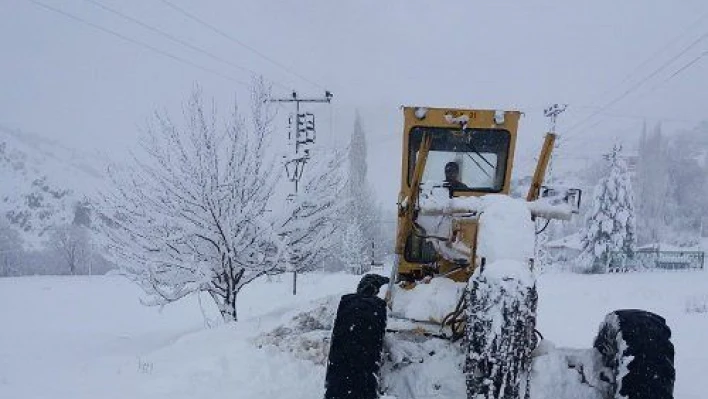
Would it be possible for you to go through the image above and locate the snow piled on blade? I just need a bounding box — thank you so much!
[477,258,536,287]
[477,195,535,263]
[390,277,466,323]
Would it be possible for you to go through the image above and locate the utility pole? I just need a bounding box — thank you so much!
[268,90,333,295]
[543,104,568,184]
[269,90,333,196]
[544,103,567,134]
[536,104,568,272]
[370,241,383,272]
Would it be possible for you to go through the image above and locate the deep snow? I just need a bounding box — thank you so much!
[1,269,707,399]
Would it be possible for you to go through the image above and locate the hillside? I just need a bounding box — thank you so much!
[0,126,105,248]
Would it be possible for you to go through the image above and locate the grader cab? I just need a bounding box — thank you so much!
[324,107,674,399]
[394,107,578,285]
[396,107,520,283]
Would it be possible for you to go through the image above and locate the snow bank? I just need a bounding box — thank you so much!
[3,270,708,399]
[256,295,340,365]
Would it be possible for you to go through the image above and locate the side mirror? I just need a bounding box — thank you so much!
[540,186,582,214]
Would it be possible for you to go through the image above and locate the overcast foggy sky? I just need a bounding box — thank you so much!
[2,0,708,203]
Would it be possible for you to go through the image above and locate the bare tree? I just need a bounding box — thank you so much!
[49,224,90,275]
[276,147,348,273]
[98,82,345,321]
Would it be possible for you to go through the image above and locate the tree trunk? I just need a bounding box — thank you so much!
[221,292,238,322]
[210,267,243,322]
[210,290,238,322]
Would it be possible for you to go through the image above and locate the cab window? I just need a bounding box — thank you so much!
[408,127,511,192]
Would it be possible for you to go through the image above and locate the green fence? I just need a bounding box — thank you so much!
[609,250,705,272]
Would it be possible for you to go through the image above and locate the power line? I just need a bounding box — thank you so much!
[665,51,708,80]
[637,51,708,99]
[156,0,327,91]
[28,0,249,86]
[585,9,708,107]
[563,28,708,141]
[569,106,705,124]
[83,0,291,92]
[562,52,708,152]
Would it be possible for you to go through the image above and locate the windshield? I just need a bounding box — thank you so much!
[408,127,511,192]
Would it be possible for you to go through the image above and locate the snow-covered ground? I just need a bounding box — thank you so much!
[1,269,707,399]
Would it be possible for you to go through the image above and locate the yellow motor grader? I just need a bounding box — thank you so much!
[324,107,674,399]
[393,107,564,284]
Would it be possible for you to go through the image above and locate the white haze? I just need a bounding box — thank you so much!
[2,0,708,203]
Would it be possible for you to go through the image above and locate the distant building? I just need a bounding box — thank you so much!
[545,233,582,262]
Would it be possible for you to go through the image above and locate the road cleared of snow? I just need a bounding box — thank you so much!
[1,270,706,398]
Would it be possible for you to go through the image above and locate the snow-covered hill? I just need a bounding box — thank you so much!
[0,126,106,248]
[1,269,706,399]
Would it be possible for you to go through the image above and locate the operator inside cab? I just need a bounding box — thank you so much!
[444,161,469,192]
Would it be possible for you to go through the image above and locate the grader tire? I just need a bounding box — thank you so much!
[593,309,675,399]
[324,293,387,399]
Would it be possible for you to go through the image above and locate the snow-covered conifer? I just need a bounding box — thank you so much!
[343,113,381,263]
[578,145,637,273]
[340,221,367,274]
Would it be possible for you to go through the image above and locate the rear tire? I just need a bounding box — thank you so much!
[324,293,387,399]
[464,267,538,399]
[593,309,675,399]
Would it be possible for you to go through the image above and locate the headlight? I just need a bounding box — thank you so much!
[415,107,428,120]
[494,110,505,125]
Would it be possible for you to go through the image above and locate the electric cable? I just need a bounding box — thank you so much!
[156,0,327,91]
[585,10,708,108]
[84,0,292,92]
[27,0,249,87]
[562,50,708,153]
[636,51,708,100]
[563,28,708,142]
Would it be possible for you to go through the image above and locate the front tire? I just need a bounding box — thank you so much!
[593,309,675,399]
[324,293,387,399]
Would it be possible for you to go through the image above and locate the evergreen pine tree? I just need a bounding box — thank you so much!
[342,112,381,263]
[340,221,367,274]
[635,123,669,245]
[579,145,637,273]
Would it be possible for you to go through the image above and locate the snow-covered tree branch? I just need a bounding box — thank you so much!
[97,81,287,321]
[275,148,348,274]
